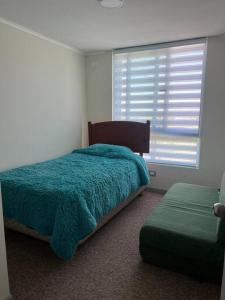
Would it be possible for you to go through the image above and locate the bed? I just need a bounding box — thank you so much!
[0,121,150,260]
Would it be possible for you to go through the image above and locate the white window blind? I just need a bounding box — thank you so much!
[113,39,207,167]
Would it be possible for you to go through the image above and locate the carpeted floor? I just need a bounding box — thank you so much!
[5,191,221,300]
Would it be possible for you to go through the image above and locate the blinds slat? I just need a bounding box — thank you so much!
[116,102,200,109]
[114,93,202,100]
[114,55,204,68]
[114,84,202,92]
[114,74,202,84]
[118,111,200,117]
[114,64,203,75]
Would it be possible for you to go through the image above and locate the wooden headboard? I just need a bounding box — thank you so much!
[88,121,150,156]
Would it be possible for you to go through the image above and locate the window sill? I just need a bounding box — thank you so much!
[145,160,200,170]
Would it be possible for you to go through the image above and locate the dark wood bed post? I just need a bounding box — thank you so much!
[144,120,150,157]
[88,122,92,145]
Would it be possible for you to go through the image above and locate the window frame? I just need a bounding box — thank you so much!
[112,38,208,168]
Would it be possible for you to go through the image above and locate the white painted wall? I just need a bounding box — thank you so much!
[0,21,86,171]
[86,52,112,123]
[0,185,10,300]
[86,35,225,189]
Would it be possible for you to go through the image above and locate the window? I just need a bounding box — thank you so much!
[113,39,207,167]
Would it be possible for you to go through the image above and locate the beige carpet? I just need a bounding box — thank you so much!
[5,191,221,300]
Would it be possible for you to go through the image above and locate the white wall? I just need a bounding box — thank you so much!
[86,52,112,123]
[0,21,86,171]
[86,35,225,189]
[0,186,10,300]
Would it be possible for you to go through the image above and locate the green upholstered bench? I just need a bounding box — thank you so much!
[139,174,225,282]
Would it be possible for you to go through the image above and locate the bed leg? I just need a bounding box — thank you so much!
[138,191,144,197]
[138,187,147,197]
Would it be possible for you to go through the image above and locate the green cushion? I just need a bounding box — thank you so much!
[140,183,223,280]
[163,183,219,211]
[217,172,225,243]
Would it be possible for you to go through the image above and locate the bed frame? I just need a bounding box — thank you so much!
[5,121,150,249]
[88,120,150,156]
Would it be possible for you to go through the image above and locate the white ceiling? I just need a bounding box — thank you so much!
[0,0,225,53]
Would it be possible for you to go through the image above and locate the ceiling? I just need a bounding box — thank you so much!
[0,0,225,53]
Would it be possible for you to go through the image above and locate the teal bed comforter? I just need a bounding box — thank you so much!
[0,144,149,260]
